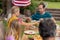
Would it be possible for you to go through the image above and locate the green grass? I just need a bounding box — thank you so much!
[56,21,60,25]
[47,2,60,9]
[33,1,60,9]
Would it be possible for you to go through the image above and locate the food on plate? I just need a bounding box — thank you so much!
[24,30,36,34]
[34,35,43,40]
[28,35,34,40]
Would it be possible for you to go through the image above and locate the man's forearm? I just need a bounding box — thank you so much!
[51,17,56,24]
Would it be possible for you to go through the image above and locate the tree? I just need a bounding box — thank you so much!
[0,0,3,14]
[2,0,7,15]
[2,0,12,17]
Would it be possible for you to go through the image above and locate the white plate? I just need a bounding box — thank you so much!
[31,20,36,23]
[24,30,36,34]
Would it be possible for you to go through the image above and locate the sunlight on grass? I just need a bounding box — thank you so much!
[56,21,60,25]
[47,2,60,9]
[33,1,60,9]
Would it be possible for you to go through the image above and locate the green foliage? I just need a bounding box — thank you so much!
[0,0,3,14]
[26,0,39,13]
[0,0,2,8]
[0,9,3,14]
[44,0,60,2]
[3,20,8,32]
[3,20,8,27]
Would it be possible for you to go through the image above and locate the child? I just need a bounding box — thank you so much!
[39,18,56,40]
[5,28,15,40]
[10,20,21,40]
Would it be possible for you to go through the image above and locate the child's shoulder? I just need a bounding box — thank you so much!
[6,35,15,40]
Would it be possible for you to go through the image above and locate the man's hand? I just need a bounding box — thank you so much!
[39,18,43,21]
[26,17,32,22]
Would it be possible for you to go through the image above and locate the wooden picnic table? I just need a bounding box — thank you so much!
[21,26,43,40]
[22,34,43,40]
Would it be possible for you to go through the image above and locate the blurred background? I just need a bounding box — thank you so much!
[0,0,60,40]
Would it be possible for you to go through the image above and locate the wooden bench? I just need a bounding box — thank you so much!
[46,8,60,21]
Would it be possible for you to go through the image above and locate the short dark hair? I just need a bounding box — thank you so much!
[39,18,56,38]
[38,2,46,8]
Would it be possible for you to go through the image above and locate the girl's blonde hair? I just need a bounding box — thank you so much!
[10,19,20,31]
[5,27,14,37]
[11,6,20,14]
[10,19,21,40]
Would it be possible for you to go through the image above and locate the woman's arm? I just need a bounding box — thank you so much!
[20,21,38,27]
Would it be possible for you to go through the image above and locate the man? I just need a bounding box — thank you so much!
[30,2,56,23]
[29,2,56,40]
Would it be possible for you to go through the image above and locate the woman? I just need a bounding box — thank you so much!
[8,6,38,29]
